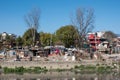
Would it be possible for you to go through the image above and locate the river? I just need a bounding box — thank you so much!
[0,72,120,80]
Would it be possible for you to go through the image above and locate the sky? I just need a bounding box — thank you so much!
[0,0,120,36]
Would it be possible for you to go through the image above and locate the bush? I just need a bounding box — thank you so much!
[97,66,106,73]
[15,66,25,73]
[0,65,2,69]
[3,67,15,73]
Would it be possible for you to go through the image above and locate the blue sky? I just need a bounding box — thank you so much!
[0,0,120,36]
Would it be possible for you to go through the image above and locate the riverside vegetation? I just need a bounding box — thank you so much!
[73,64,117,73]
[3,66,48,74]
[0,63,120,74]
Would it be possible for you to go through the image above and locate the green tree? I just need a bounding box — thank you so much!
[16,36,23,48]
[0,34,1,40]
[39,32,52,47]
[0,34,2,49]
[56,25,77,47]
[23,28,39,46]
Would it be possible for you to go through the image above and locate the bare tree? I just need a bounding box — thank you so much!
[25,8,40,46]
[72,8,94,48]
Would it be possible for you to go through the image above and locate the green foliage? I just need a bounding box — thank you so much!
[23,28,39,46]
[14,66,25,73]
[0,34,1,39]
[39,32,52,46]
[3,66,48,74]
[55,68,68,72]
[3,67,15,73]
[97,66,106,73]
[16,36,23,46]
[22,25,80,47]
[22,28,33,46]
[74,65,95,71]
[74,65,79,69]
[33,67,46,73]
[74,65,114,73]
[56,68,64,72]
[85,65,96,70]
[96,63,100,66]
[56,25,77,47]
[2,65,118,74]
[79,65,85,70]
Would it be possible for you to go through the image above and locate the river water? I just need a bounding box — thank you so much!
[0,72,120,80]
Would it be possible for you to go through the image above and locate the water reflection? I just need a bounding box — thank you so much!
[0,72,120,80]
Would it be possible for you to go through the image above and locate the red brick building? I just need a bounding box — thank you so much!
[88,32,107,50]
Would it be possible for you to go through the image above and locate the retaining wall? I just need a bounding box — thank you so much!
[0,60,104,69]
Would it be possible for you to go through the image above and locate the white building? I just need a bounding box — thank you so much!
[87,31,105,38]
[96,31,105,38]
[1,32,7,40]
[1,32,16,40]
[8,33,16,39]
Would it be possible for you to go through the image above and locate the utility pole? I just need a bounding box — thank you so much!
[95,32,97,51]
[50,33,52,54]
[33,27,36,46]
[50,34,52,46]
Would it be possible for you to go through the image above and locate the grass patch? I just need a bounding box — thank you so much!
[74,65,116,73]
[3,66,48,74]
